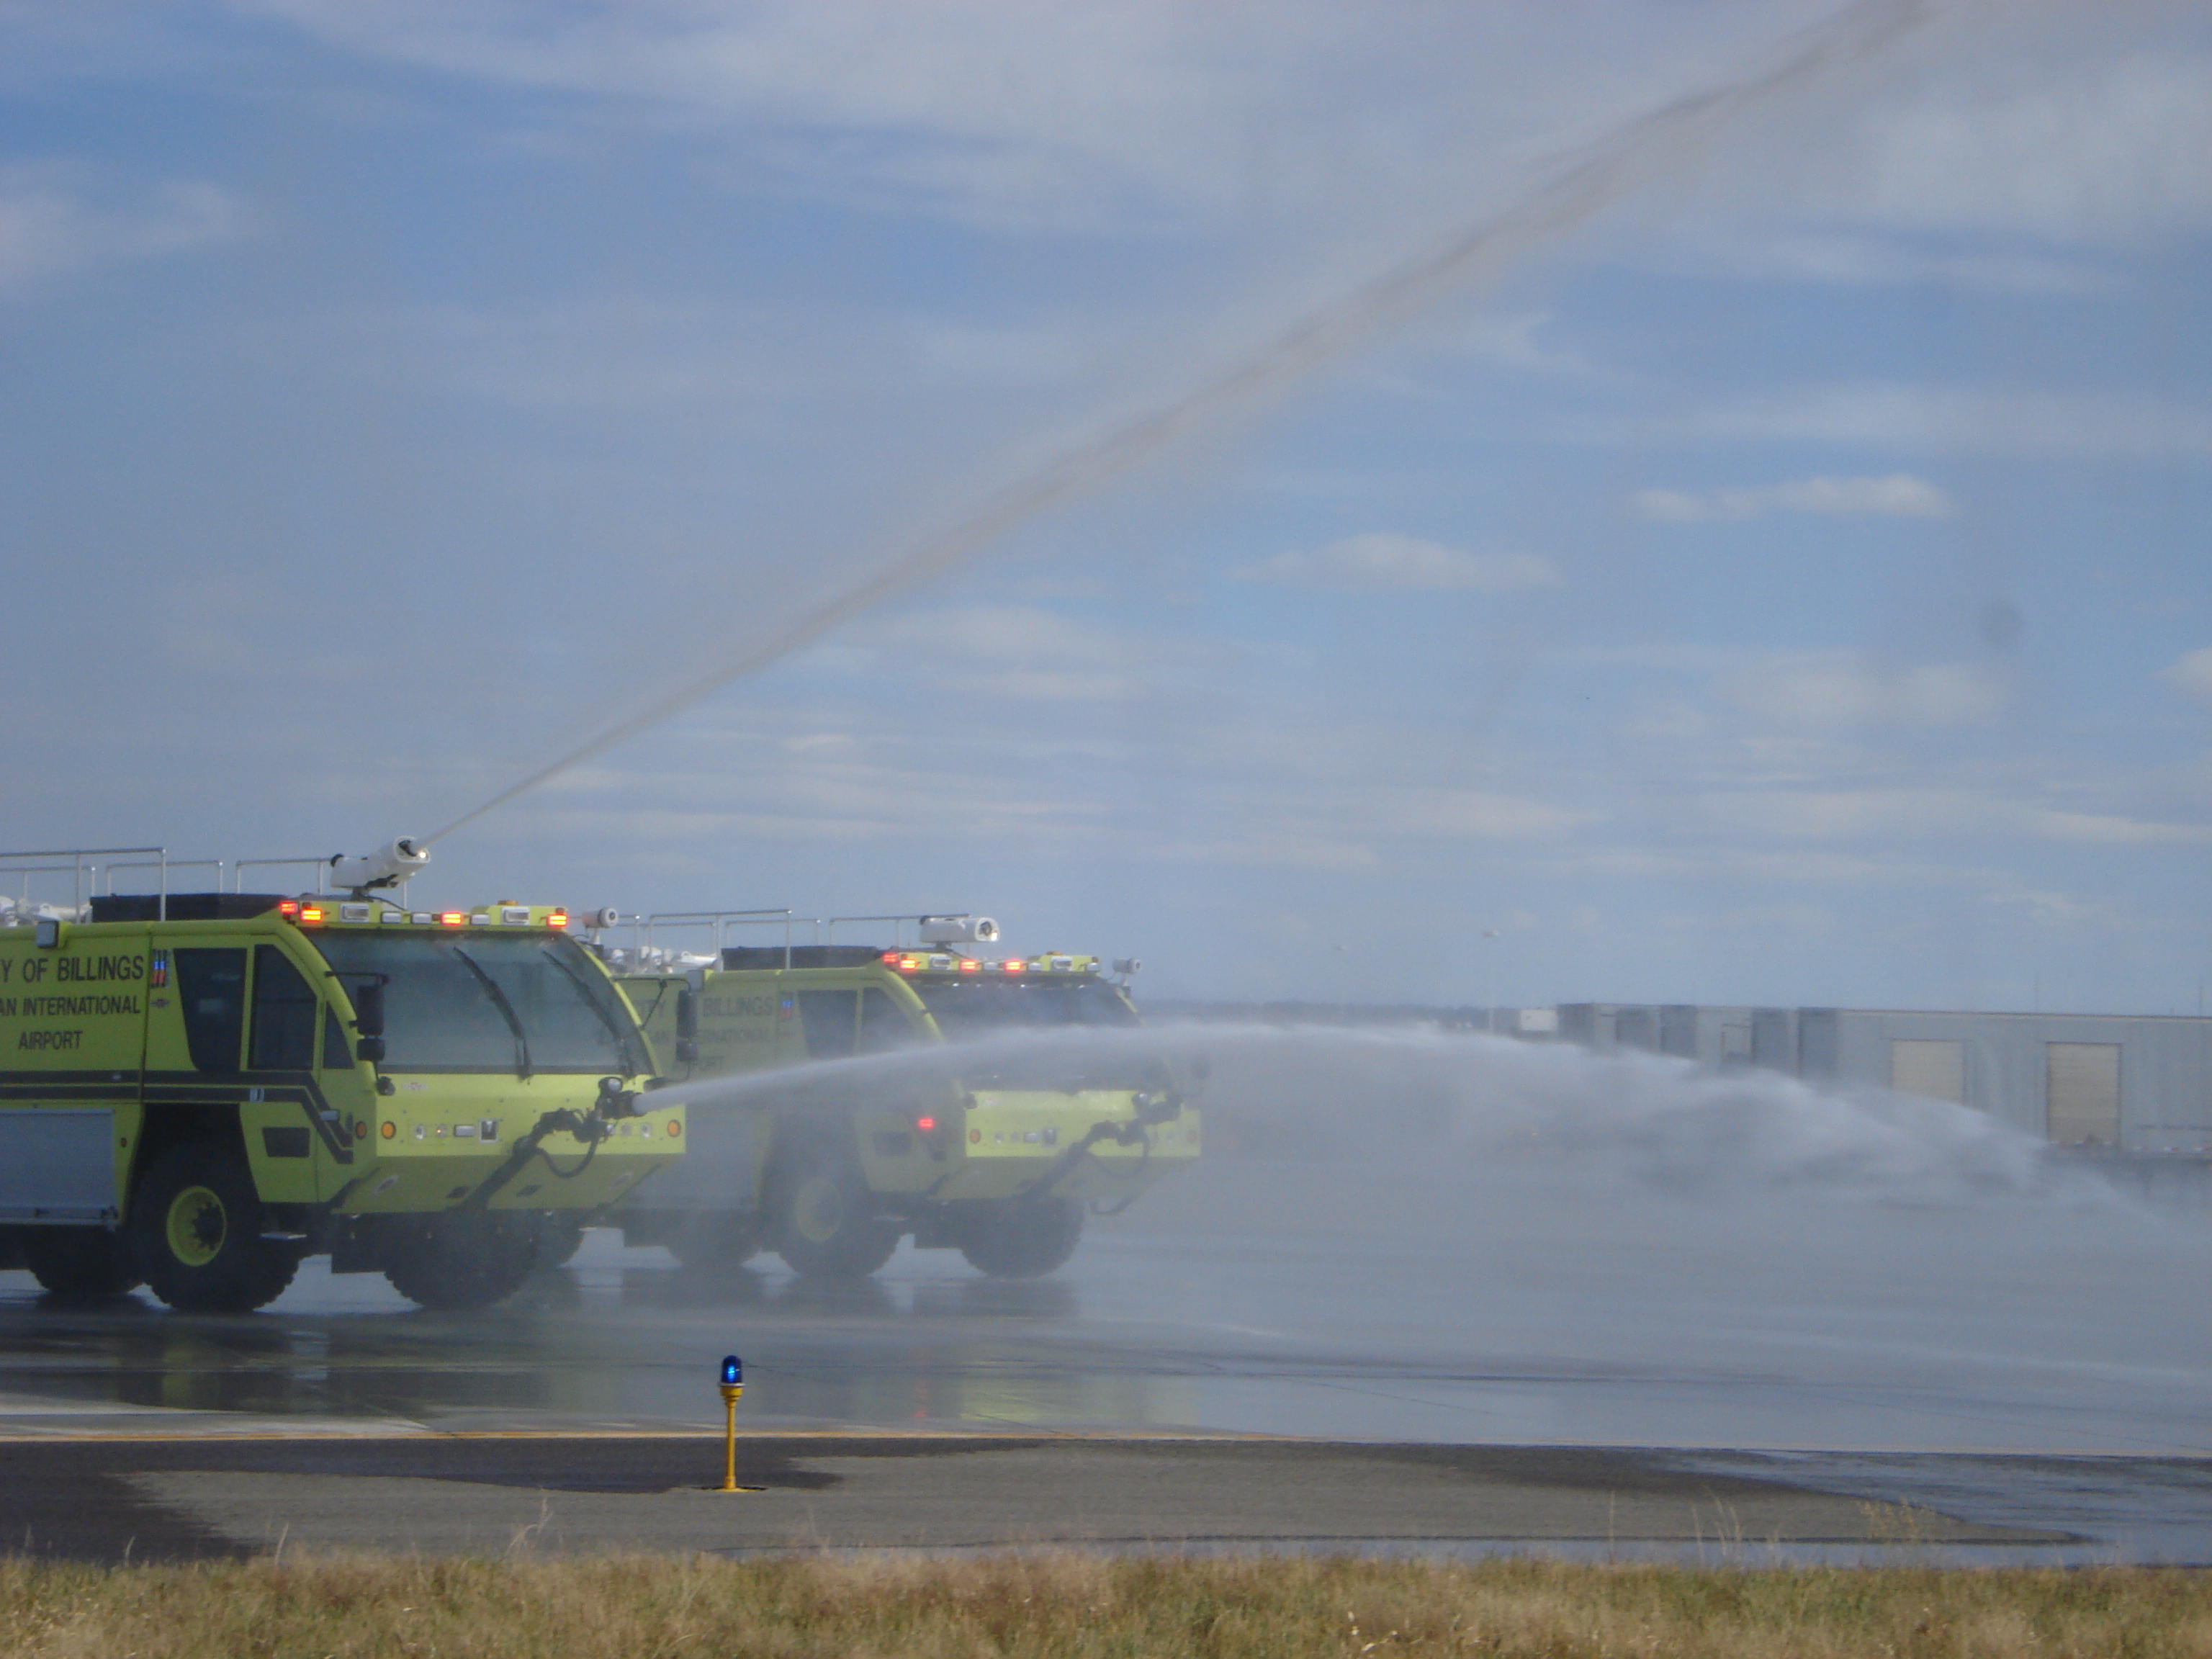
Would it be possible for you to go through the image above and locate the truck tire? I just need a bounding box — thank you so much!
[958,1196,1084,1279]
[670,1210,763,1271]
[770,1143,900,1280]
[380,1212,541,1310]
[22,1227,143,1300]
[533,1211,588,1269]
[127,1143,300,1313]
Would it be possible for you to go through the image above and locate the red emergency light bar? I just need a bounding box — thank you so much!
[438,912,466,927]
[547,910,569,929]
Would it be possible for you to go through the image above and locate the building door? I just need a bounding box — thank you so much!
[2046,1042,2121,1146]
[1890,1038,1965,1105]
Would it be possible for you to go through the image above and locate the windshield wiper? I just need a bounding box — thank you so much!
[539,943,642,1074]
[451,946,533,1080]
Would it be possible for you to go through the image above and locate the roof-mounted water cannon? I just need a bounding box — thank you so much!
[918,916,997,946]
[328,837,430,897]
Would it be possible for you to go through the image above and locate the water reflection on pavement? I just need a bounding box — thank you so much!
[1,1156,2208,1457]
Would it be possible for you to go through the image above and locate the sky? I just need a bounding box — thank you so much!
[1,0,2208,1012]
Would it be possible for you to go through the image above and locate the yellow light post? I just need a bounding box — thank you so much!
[716,1354,747,1493]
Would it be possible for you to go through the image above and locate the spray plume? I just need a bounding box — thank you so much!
[426,0,1929,848]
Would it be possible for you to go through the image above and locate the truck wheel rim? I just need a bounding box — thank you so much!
[165,1185,227,1267]
[791,1176,845,1243]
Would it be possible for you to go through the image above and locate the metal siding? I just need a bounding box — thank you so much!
[1659,1005,1699,1059]
[0,1108,119,1223]
[1798,1010,1839,1077]
[1750,1009,1794,1072]
[1890,1039,1966,1105]
[2046,1043,2121,1146]
[1614,1007,1657,1053]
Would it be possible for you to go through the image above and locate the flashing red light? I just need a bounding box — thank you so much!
[547,911,569,929]
[899,954,922,971]
[1002,959,1024,974]
[881,950,901,966]
[958,958,980,974]
[277,900,300,920]
[297,905,325,925]
[438,911,466,927]
[915,1116,938,1133]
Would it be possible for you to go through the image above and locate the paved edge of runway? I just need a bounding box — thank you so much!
[0,1433,2136,1565]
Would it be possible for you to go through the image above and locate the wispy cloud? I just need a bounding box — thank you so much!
[2158,646,2212,701]
[0,163,246,292]
[1236,534,1557,593]
[1717,652,2009,730]
[1650,383,2212,459]
[1631,472,1954,523]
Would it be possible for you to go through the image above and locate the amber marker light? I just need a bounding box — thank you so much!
[380,1122,396,1139]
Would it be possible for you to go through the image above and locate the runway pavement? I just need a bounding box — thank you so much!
[1,1156,2206,1562]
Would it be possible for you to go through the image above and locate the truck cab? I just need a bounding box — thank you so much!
[0,889,680,1311]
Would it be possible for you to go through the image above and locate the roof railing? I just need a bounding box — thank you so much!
[0,846,168,918]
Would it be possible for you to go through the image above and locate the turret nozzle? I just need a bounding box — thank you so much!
[328,837,431,894]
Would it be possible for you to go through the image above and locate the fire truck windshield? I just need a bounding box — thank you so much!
[313,932,648,1075]
[913,979,1139,1038]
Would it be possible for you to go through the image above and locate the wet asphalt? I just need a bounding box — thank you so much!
[1,1156,2207,1561]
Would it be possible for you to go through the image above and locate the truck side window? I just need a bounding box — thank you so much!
[249,945,318,1071]
[794,990,858,1060]
[858,988,919,1054]
[173,948,247,1074]
[320,1004,354,1071]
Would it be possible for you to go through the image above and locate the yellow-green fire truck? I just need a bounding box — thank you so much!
[0,878,680,1313]
[612,918,1200,1280]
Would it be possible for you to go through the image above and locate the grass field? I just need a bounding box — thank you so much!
[2,1552,2208,1659]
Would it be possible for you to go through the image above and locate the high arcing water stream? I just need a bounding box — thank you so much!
[424,0,1932,848]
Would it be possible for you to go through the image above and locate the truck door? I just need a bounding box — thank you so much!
[791,989,858,1061]
[169,948,246,1072]
[242,944,349,1200]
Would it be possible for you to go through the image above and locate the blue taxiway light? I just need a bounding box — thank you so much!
[721,1354,742,1386]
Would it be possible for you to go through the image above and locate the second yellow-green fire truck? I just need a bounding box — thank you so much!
[613,917,1201,1280]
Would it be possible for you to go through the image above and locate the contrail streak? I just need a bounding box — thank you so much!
[427,0,1928,847]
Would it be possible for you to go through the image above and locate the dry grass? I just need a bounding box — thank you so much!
[3,1551,2209,1659]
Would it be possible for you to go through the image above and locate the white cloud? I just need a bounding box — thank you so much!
[0,163,246,292]
[1631,473,1954,523]
[1718,653,2009,730]
[2158,647,2212,701]
[2033,811,2210,848]
[1236,534,1558,593]
[1652,383,2212,459]
[1650,230,2111,295]
[1844,54,2212,244]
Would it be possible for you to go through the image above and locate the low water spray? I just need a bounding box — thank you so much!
[659,1017,2110,1212]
